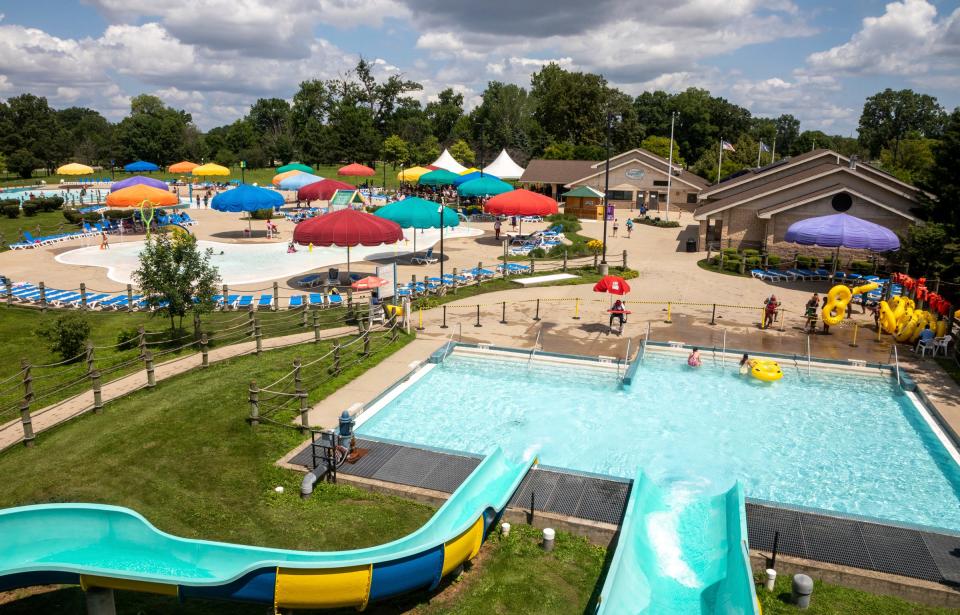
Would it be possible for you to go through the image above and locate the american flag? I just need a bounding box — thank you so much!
[721,140,736,152]
[760,142,771,152]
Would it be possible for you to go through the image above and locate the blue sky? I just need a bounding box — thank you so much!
[0,0,957,133]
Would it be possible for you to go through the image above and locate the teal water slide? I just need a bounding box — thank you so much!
[597,472,760,615]
[0,448,533,610]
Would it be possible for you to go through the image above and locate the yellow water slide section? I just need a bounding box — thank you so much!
[274,564,373,610]
[80,574,178,596]
[441,516,484,576]
[822,283,878,326]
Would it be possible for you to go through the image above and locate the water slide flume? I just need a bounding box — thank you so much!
[0,448,534,610]
[597,471,760,615]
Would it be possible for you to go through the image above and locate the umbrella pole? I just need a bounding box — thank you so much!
[347,246,351,275]
[830,246,839,284]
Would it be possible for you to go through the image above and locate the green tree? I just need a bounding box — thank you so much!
[328,101,381,164]
[58,107,114,166]
[115,94,193,165]
[291,80,334,164]
[640,135,684,166]
[381,134,410,168]
[858,88,945,160]
[248,97,292,163]
[471,82,538,158]
[448,139,475,165]
[0,93,69,173]
[132,233,220,332]
[425,88,463,144]
[353,58,423,137]
[774,114,801,156]
[413,135,441,165]
[921,108,960,229]
[542,141,575,160]
[36,313,91,363]
[7,148,41,179]
[879,138,936,185]
[530,63,608,146]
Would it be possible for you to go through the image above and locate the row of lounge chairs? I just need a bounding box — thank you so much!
[8,213,197,249]
[508,225,565,256]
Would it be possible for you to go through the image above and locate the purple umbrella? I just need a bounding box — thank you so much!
[784,213,899,280]
[111,175,169,192]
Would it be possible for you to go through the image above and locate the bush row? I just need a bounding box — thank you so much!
[633,216,681,228]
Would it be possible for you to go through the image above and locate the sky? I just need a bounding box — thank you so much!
[0,0,958,134]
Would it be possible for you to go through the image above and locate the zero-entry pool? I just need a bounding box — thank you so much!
[357,348,960,534]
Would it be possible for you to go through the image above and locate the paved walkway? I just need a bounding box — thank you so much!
[0,325,356,452]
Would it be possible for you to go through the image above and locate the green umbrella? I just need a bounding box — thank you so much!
[277,162,315,174]
[375,196,459,255]
[457,176,513,198]
[418,169,461,187]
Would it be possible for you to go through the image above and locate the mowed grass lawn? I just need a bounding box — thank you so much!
[0,328,606,614]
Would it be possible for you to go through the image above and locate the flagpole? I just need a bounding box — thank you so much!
[771,138,776,164]
[716,138,723,185]
[665,111,676,222]
[757,142,762,167]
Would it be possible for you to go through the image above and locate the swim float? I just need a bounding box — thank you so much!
[749,359,783,382]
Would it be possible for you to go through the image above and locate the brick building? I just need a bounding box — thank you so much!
[693,150,925,255]
[519,148,710,216]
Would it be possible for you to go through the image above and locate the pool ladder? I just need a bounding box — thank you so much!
[527,327,542,367]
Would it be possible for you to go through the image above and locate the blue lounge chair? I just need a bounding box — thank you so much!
[236,295,254,309]
[327,291,343,307]
[750,269,778,281]
[296,274,322,288]
[411,248,438,265]
[288,295,305,308]
[257,294,273,309]
[99,295,128,309]
[308,293,326,306]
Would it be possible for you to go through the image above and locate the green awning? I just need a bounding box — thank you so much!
[561,186,605,198]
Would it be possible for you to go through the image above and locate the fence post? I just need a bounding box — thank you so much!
[347,289,354,319]
[710,304,717,325]
[80,282,88,310]
[665,302,673,324]
[5,277,11,305]
[363,330,371,356]
[144,351,155,387]
[247,380,259,427]
[39,281,46,312]
[126,284,134,312]
[312,305,320,342]
[272,281,279,312]
[441,305,448,329]
[294,359,308,433]
[20,359,34,446]
[530,257,535,275]
[255,319,262,355]
[477,262,483,287]
[501,301,507,324]
[137,326,146,358]
[85,341,95,375]
[475,304,482,327]
[533,299,541,321]
[593,254,598,269]
[563,251,568,272]
[193,310,202,341]
[332,344,341,374]
[247,304,255,335]
[200,334,209,367]
[91,370,103,414]
[222,284,229,309]
[622,249,627,270]
[573,298,580,320]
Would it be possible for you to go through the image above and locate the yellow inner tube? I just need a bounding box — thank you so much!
[750,359,783,382]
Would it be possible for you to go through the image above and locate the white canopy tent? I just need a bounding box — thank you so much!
[482,149,525,179]
[430,149,468,174]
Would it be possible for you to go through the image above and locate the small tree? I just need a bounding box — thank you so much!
[132,233,221,332]
[449,139,475,165]
[36,313,91,362]
[381,134,410,169]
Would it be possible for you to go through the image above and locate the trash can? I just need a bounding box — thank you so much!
[686,237,697,252]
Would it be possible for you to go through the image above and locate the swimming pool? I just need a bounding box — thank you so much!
[55,227,482,285]
[357,349,960,534]
[1,187,191,207]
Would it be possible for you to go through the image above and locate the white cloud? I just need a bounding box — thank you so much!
[807,0,960,77]
[727,73,856,131]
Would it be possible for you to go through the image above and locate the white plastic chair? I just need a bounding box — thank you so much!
[916,337,936,357]
[933,335,953,357]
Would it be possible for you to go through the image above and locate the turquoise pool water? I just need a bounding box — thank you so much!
[358,351,960,533]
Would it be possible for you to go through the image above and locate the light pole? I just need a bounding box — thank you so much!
[664,111,677,222]
[438,201,445,281]
[240,160,246,184]
[601,111,612,265]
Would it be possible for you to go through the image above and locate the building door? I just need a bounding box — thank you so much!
[648,191,660,211]
[636,191,645,209]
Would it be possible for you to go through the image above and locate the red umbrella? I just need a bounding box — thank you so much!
[351,276,389,290]
[293,209,403,273]
[593,275,631,295]
[337,163,376,177]
[298,179,354,201]
[484,189,558,235]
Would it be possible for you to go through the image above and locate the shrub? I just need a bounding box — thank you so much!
[708,256,721,266]
[36,312,91,362]
[796,255,814,268]
[721,248,739,257]
[636,217,680,228]
[33,197,62,212]
[81,212,104,223]
[63,208,82,224]
[21,203,37,217]
[850,260,873,274]
[723,258,742,273]
[742,248,759,257]
[250,208,274,220]
[103,209,130,220]
[745,256,761,268]
[586,239,604,255]
[2,204,19,219]
[529,247,546,258]
[545,213,581,234]
[115,327,140,352]
[767,255,781,267]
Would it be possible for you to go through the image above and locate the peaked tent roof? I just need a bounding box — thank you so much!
[430,149,468,174]
[482,149,525,179]
[561,186,605,198]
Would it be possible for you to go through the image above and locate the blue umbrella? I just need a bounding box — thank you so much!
[124,160,160,172]
[278,172,324,191]
[453,170,499,186]
[212,184,284,231]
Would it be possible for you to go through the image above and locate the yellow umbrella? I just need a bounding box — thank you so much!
[192,163,230,177]
[56,163,94,175]
[272,170,304,186]
[459,167,481,175]
[397,166,431,181]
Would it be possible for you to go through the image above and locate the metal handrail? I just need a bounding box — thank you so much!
[721,330,727,368]
[893,344,901,388]
[528,327,542,367]
[620,338,632,382]
[807,335,812,376]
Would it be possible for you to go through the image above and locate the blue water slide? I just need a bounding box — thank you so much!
[0,447,533,610]
[596,471,760,615]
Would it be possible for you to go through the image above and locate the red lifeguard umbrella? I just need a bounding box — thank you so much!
[593,275,630,295]
[337,163,376,177]
[298,179,354,202]
[293,208,403,273]
[351,276,389,290]
[484,189,558,235]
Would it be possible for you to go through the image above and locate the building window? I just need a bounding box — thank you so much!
[653,180,669,186]
[686,193,698,203]
[831,192,853,212]
[609,190,632,201]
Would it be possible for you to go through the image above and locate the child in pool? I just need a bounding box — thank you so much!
[687,347,701,367]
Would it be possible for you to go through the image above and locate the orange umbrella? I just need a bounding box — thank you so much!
[106,184,179,208]
[337,163,375,177]
[168,161,199,173]
[272,170,304,186]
